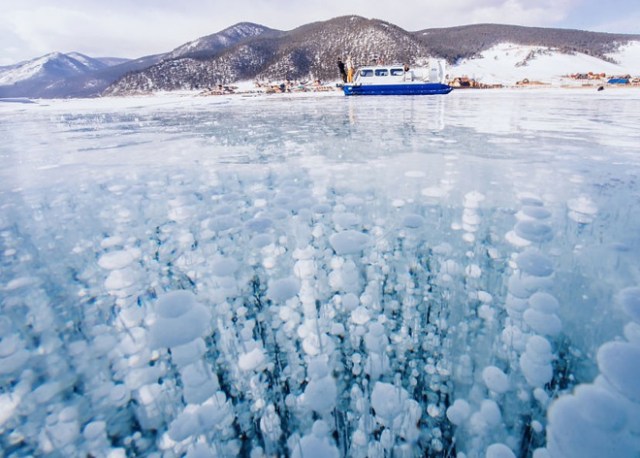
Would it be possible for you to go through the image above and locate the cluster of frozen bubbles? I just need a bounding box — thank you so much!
[1,160,639,458]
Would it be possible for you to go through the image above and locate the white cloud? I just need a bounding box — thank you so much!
[591,11,640,34]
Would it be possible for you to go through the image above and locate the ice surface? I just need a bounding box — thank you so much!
[1,90,640,456]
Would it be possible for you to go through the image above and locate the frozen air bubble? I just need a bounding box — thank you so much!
[427,403,441,417]
[4,276,35,291]
[526,335,553,361]
[302,376,337,415]
[332,212,361,228]
[486,443,516,458]
[421,187,448,198]
[59,406,78,422]
[171,338,206,368]
[0,317,10,336]
[210,256,239,277]
[312,419,331,437]
[311,203,331,214]
[168,205,194,222]
[480,400,502,426]
[520,353,553,388]
[402,214,425,228]
[329,230,369,255]
[567,196,597,215]
[523,308,562,336]
[272,208,290,220]
[531,420,544,433]
[514,220,553,243]
[547,393,636,458]
[292,433,340,458]
[507,275,552,299]
[501,325,526,351]
[371,382,408,425]
[351,306,371,325]
[528,292,560,313]
[104,269,136,291]
[98,250,135,270]
[624,322,640,344]
[293,246,315,260]
[245,216,273,232]
[343,194,364,207]
[515,249,554,277]
[517,193,544,206]
[616,287,640,323]
[568,211,595,224]
[482,366,510,393]
[446,399,470,425]
[0,334,22,358]
[149,291,211,349]
[517,206,552,221]
[156,290,196,318]
[100,236,124,249]
[597,341,640,402]
[32,381,62,404]
[238,347,266,372]
[505,230,531,247]
[109,383,130,407]
[83,421,106,441]
[573,384,628,432]
[463,191,485,208]
[462,210,481,226]
[267,277,300,303]
[465,264,482,278]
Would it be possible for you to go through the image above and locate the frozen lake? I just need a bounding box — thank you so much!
[1,89,639,457]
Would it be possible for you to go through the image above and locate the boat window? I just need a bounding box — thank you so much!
[375,69,388,77]
[359,69,374,77]
[390,68,404,76]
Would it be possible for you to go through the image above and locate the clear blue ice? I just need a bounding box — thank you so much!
[1,90,639,457]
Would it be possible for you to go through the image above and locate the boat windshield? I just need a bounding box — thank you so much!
[374,69,388,76]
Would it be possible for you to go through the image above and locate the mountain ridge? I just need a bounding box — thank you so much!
[106,16,640,95]
[2,16,639,98]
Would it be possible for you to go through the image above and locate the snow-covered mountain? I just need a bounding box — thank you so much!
[450,41,640,85]
[164,22,282,60]
[3,17,639,98]
[106,17,640,95]
[0,22,278,99]
[0,52,108,87]
[0,52,138,98]
[0,52,164,99]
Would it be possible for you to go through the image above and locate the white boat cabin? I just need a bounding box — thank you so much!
[353,60,447,85]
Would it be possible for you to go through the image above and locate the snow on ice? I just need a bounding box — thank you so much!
[1,89,640,456]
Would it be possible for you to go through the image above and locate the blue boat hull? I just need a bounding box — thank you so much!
[343,83,453,96]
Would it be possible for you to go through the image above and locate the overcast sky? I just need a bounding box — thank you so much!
[2,0,639,65]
